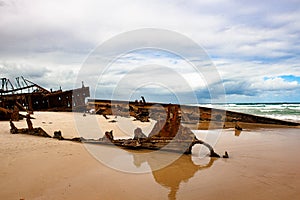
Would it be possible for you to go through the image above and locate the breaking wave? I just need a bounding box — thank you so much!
[196,103,300,123]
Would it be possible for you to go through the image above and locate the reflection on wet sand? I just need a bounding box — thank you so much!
[132,153,217,200]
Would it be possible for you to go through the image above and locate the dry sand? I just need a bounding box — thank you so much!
[0,112,299,200]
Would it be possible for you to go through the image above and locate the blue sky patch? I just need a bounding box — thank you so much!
[264,75,300,83]
[279,75,300,83]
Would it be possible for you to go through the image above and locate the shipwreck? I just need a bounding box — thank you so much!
[0,76,90,120]
[88,97,300,129]
[3,76,299,156]
[9,108,221,157]
[85,104,220,156]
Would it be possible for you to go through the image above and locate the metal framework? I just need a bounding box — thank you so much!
[0,77,90,113]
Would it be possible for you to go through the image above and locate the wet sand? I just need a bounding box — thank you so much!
[0,112,299,200]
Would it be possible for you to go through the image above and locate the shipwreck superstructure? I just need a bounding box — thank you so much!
[0,77,90,120]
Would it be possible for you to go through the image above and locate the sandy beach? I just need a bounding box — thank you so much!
[0,112,299,200]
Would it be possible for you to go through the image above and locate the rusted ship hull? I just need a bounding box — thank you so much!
[87,99,300,128]
[9,110,221,157]
[1,86,90,112]
[10,128,219,156]
[0,106,26,121]
[1,77,90,120]
[83,139,195,154]
[10,127,51,138]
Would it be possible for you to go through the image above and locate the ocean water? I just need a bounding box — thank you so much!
[197,103,300,123]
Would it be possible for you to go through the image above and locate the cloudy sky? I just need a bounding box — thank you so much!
[0,0,300,103]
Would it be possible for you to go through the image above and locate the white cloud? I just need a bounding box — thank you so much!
[252,77,299,91]
[0,0,300,102]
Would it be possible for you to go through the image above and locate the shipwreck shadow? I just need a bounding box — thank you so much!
[132,153,217,200]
